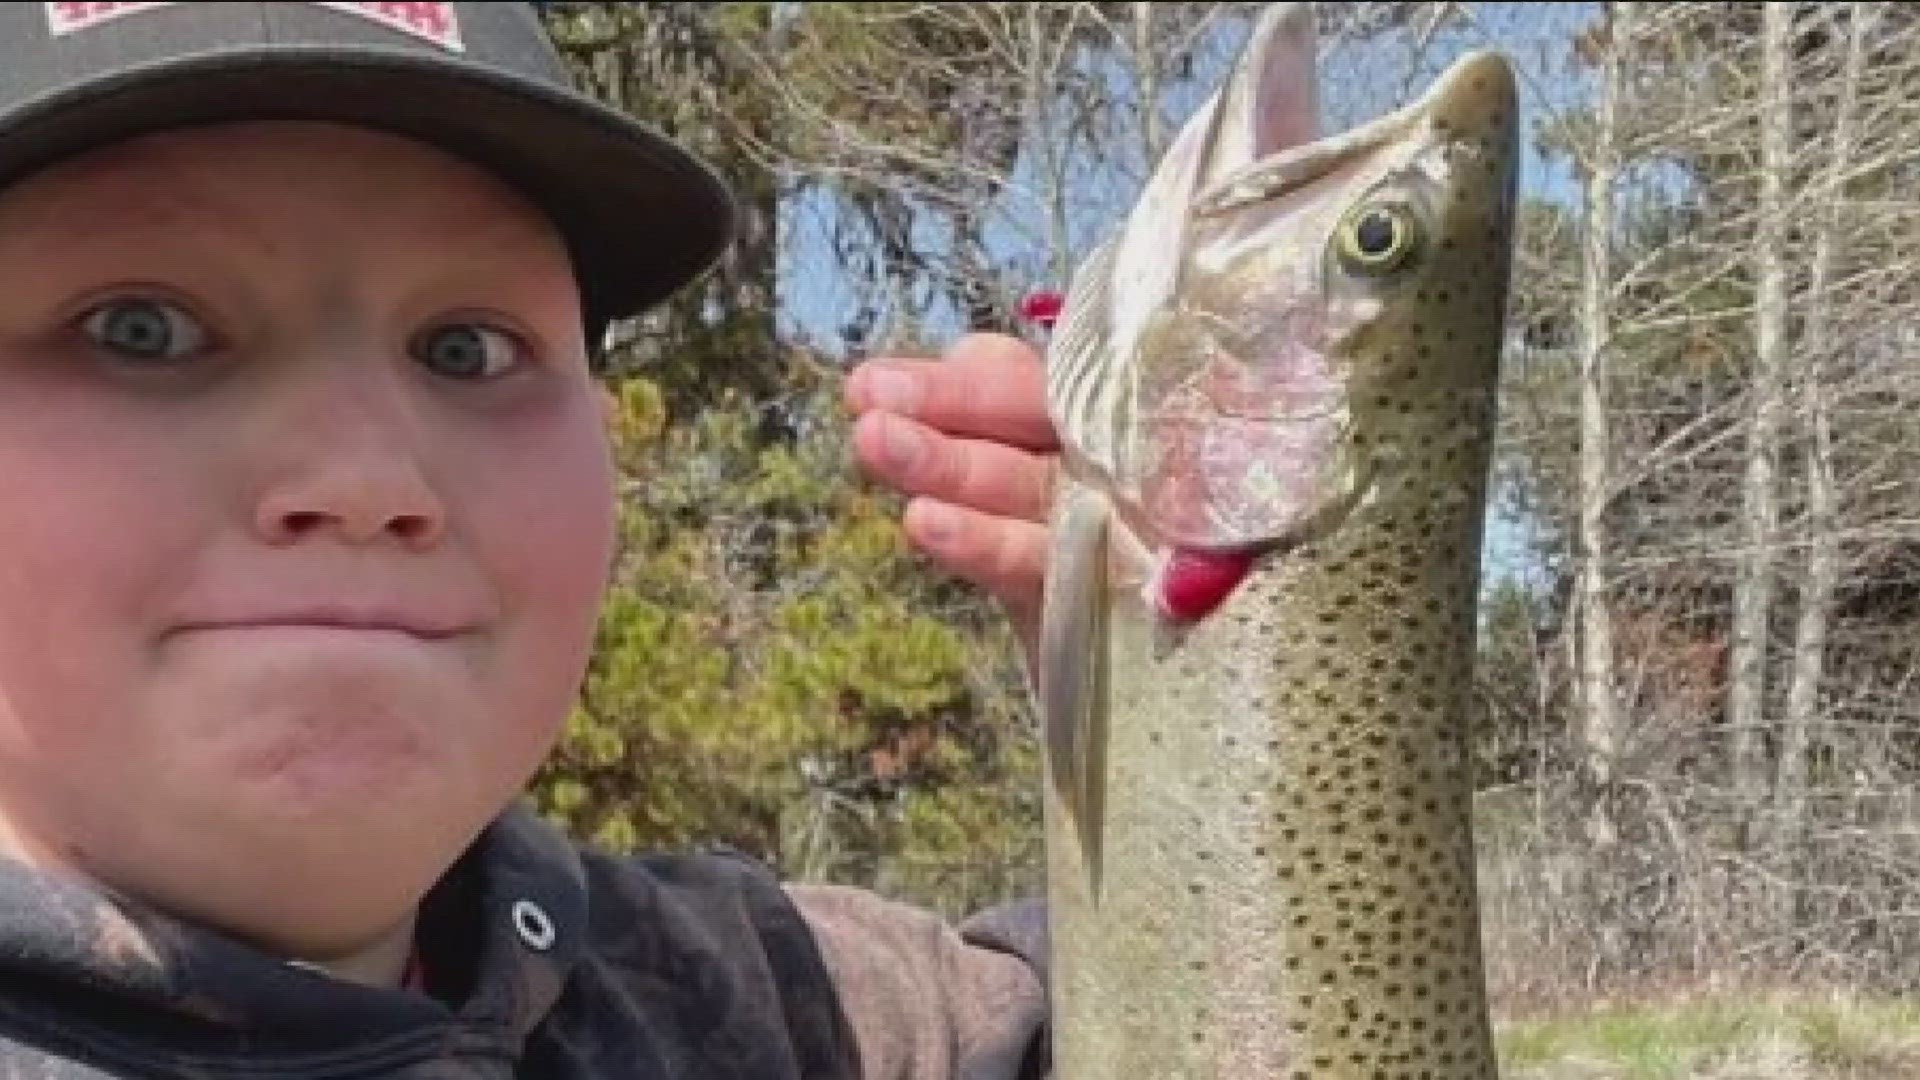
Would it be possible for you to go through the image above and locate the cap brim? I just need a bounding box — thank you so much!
[0,47,738,342]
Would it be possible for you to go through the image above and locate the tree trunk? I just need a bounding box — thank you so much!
[1025,3,1074,288]
[1778,0,1872,883]
[1134,3,1167,165]
[1575,0,1629,848]
[1728,0,1794,839]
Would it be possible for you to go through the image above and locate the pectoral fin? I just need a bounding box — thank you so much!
[1039,481,1112,899]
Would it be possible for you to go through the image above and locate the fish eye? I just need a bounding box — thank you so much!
[1337,201,1422,274]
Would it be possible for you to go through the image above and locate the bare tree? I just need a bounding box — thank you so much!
[1725,0,1794,826]
[753,0,1920,1014]
[1776,0,1873,858]
[1573,0,1629,848]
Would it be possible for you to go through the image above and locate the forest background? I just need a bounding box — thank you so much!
[528,3,1920,1074]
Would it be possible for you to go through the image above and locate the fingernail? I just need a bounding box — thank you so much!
[864,369,921,412]
[916,502,955,543]
[881,416,925,471]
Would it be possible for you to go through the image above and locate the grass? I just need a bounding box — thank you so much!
[1493,991,1920,1079]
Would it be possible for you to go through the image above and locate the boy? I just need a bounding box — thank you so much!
[0,2,1064,1077]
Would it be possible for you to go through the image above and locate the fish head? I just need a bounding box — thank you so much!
[1047,3,1520,623]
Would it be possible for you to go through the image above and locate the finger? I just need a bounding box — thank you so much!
[852,412,1058,525]
[845,332,1060,452]
[902,497,1048,628]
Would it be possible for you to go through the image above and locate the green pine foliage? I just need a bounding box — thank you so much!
[529,357,1041,917]
[524,3,1044,919]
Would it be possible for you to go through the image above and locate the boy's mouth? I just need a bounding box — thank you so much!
[175,604,479,641]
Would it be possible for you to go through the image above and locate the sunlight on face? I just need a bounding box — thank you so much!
[0,121,617,958]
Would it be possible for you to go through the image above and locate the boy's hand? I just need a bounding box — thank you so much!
[844,333,1059,668]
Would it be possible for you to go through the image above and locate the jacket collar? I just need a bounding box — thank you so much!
[0,801,588,1072]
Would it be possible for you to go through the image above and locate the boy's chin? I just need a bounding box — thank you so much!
[29,637,569,959]
[110,668,544,938]
[153,642,505,804]
[154,765,512,955]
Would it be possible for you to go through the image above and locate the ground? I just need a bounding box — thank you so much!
[1496,991,1920,1079]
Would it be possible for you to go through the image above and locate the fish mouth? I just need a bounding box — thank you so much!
[1193,48,1517,223]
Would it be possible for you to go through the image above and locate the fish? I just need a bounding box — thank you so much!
[1033,2,1521,1077]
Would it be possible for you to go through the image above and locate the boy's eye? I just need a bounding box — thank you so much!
[80,297,207,363]
[415,324,524,381]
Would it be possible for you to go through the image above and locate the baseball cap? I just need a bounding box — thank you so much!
[0,2,738,351]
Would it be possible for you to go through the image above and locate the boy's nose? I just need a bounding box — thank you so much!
[250,380,449,552]
[256,467,445,549]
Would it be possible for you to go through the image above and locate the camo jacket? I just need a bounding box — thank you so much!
[0,802,1053,1079]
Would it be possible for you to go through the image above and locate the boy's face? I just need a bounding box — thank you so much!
[0,121,616,957]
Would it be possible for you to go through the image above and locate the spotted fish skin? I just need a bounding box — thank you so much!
[1036,2,1520,1077]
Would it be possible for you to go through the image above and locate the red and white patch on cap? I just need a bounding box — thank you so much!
[313,2,464,50]
[45,1,465,52]
[45,2,178,34]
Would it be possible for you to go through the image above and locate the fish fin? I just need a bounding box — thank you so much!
[1044,237,1134,488]
[1038,481,1112,900]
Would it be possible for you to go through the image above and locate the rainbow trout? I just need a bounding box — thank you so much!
[1035,3,1520,1077]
